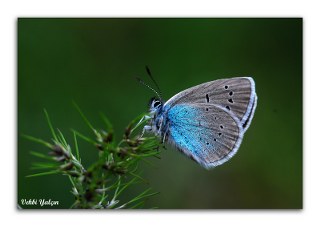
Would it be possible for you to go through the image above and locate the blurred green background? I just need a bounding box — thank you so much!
[18,18,302,209]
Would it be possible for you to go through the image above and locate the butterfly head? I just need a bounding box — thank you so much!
[149,97,163,114]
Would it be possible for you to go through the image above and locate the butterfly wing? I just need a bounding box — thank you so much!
[164,77,257,132]
[164,103,243,169]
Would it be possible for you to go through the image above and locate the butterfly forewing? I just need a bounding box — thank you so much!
[166,103,243,168]
[164,77,257,130]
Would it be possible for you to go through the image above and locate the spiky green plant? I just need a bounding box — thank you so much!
[23,105,160,209]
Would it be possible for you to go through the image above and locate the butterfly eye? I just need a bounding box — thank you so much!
[149,97,161,109]
[153,101,161,108]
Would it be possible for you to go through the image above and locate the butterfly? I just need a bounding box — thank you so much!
[139,68,257,169]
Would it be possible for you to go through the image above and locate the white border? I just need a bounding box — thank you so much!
[241,77,258,132]
[1,0,319,226]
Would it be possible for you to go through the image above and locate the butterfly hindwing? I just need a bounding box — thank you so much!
[165,103,243,168]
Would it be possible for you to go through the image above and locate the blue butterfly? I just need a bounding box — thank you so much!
[140,68,257,169]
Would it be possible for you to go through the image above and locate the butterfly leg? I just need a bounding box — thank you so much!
[157,117,164,135]
[160,139,167,150]
[134,115,151,129]
[160,124,170,149]
[162,130,167,144]
[140,125,152,138]
[132,114,151,133]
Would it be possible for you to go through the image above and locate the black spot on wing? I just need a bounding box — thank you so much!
[205,94,209,103]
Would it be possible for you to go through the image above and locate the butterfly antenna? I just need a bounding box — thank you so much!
[136,77,162,100]
[145,66,162,99]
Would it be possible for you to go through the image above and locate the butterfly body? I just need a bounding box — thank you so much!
[146,77,257,169]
